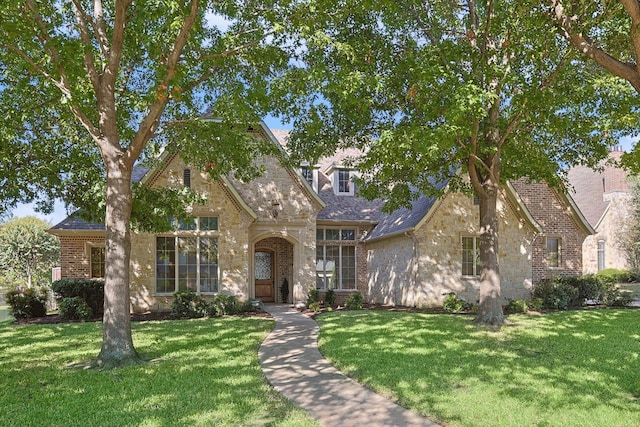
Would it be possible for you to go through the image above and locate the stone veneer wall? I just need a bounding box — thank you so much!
[367,190,536,308]
[583,192,632,273]
[59,236,104,279]
[510,179,587,283]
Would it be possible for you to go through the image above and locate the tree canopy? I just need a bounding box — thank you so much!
[0,216,59,289]
[279,0,638,324]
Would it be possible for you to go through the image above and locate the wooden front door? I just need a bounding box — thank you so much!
[254,250,274,302]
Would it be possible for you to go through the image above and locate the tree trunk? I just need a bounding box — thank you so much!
[473,184,505,326]
[95,162,141,368]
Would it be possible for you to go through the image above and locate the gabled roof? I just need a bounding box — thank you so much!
[365,193,439,241]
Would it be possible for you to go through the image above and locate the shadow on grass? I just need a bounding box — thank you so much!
[317,310,640,427]
[0,317,316,427]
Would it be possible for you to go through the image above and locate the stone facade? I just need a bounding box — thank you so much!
[366,189,538,308]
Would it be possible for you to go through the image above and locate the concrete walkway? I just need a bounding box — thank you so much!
[258,304,440,427]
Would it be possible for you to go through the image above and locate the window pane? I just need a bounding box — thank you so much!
[338,170,350,193]
[547,238,560,268]
[302,166,313,186]
[178,237,197,291]
[156,237,175,293]
[462,237,478,276]
[316,228,324,241]
[326,229,340,240]
[316,245,325,289]
[325,246,339,289]
[597,241,605,271]
[200,238,218,292]
[178,218,197,231]
[341,246,356,290]
[90,246,105,278]
[255,251,272,280]
[200,217,218,231]
[341,229,355,240]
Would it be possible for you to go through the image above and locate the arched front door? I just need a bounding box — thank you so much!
[254,250,274,302]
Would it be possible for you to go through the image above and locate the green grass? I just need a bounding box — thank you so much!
[0,317,318,427]
[317,310,640,427]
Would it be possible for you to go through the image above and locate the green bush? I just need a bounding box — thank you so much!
[505,299,529,314]
[5,287,48,319]
[210,294,239,316]
[306,289,320,308]
[442,292,470,313]
[58,297,93,320]
[325,289,336,308]
[596,268,637,284]
[171,290,208,318]
[52,278,104,315]
[601,282,634,307]
[532,278,580,310]
[344,292,364,310]
[309,301,321,313]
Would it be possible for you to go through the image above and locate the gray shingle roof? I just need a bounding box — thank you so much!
[50,214,104,231]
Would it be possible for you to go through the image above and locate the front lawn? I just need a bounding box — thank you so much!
[317,310,640,427]
[619,282,640,300]
[0,317,317,427]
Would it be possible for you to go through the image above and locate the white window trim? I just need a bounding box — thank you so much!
[333,169,355,196]
[461,235,480,277]
[299,162,318,192]
[155,216,221,295]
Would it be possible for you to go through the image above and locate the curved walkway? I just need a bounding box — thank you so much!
[258,304,440,427]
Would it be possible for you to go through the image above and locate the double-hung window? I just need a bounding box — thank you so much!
[337,169,351,194]
[90,246,105,278]
[316,228,356,290]
[461,236,480,276]
[547,237,561,268]
[597,240,605,271]
[156,217,219,294]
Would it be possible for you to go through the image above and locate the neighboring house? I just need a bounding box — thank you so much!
[49,123,593,311]
[567,147,632,273]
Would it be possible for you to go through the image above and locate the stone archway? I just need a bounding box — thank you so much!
[254,237,294,303]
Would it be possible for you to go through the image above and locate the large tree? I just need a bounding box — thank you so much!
[0,216,59,289]
[279,0,636,325]
[0,0,290,368]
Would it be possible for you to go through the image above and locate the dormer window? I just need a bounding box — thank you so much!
[325,163,356,196]
[299,162,318,192]
[338,169,351,194]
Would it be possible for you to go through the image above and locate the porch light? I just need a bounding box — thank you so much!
[271,200,280,219]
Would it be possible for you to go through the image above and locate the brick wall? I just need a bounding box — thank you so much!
[511,179,587,283]
[59,236,104,279]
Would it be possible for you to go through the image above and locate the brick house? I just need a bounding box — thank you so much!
[567,147,633,273]
[49,122,593,311]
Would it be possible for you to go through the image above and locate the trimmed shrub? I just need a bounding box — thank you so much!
[596,268,637,284]
[210,294,239,316]
[442,292,470,313]
[344,292,364,310]
[306,289,320,308]
[309,301,321,313]
[58,297,93,320]
[5,287,48,319]
[325,289,336,308]
[171,290,207,318]
[601,282,634,307]
[532,278,579,310]
[505,299,529,314]
[52,278,104,315]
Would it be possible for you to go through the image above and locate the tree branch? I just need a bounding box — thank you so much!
[127,0,199,164]
[551,0,640,92]
[71,0,100,92]
[91,0,112,59]
[620,0,640,74]
[21,1,100,138]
